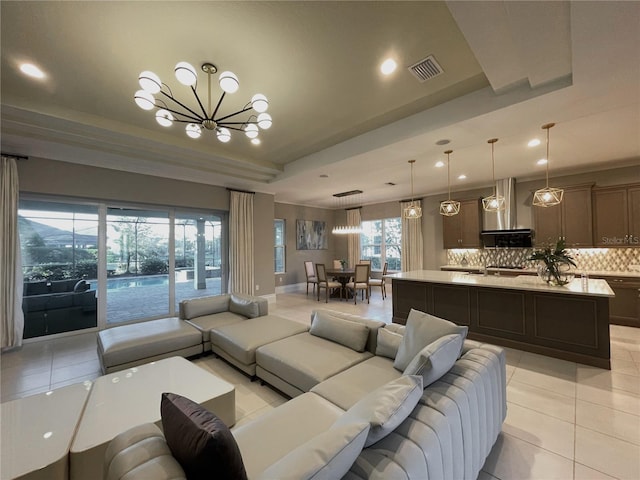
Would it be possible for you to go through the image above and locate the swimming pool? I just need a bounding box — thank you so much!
[105,275,169,290]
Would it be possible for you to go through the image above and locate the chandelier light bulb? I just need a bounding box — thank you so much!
[134,90,155,110]
[257,113,272,129]
[175,62,197,86]
[251,94,269,113]
[251,138,261,145]
[244,123,259,139]
[219,71,239,93]
[138,71,162,94]
[185,123,202,139]
[216,127,231,143]
[155,109,174,127]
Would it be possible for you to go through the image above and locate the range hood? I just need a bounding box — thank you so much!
[481,178,534,248]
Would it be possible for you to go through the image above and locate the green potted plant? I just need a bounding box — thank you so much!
[529,238,576,286]
[339,259,347,271]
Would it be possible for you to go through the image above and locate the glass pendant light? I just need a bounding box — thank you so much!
[440,150,460,216]
[403,160,422,219]
[533,123,564,207]
[482,138,505,212]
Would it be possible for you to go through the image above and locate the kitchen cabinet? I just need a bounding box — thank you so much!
[593,184,640,247]
[442,199,481,249]
[592,275,640,327]
[534,185,593,247]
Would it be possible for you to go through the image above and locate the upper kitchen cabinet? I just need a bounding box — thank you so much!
[534,185,593,247]
[593,184,640,247]
[442,199,482,248]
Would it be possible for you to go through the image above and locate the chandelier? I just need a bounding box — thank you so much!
[403,160,422,219]
[533,123,564,207]
[440,150,460,216]
[482,138,505,212]
[331,190,363,235]
[134,62,271,144]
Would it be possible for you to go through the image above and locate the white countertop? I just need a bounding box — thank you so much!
[389,270,615,297]
[441,265,640,279]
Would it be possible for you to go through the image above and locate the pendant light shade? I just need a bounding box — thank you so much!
[533,123,564,207]
[403,159,422,219]
[482,138,506,212]
[440,150,460,216]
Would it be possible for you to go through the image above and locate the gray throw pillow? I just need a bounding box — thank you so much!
[403,333,465,387]
[393,309,468,371]
[375,328,403,359]
[229,294,260,318]
[333,375,423,447]
[257,422,370,480]
[309,310,369,352]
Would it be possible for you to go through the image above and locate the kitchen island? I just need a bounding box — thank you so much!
[388,270,615,369]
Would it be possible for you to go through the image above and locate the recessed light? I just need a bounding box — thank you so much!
[537,158,547,165]
[380,58,397,75]
[20,63,45,79]
[319,174,329,178]
[251,138,261,145]
[435,161,445,168]
[435,139,451,146]
[458,174,467,180]
[528,139,541,147]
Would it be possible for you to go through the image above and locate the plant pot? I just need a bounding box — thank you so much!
[537,262,575,286]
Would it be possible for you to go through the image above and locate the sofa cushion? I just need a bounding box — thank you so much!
[161,392,247,480]
[310,356,401,410]
[375,328,403,359]
[312,310,385,353]
[310,310,369,352]
[257,422,370,480]
[404,333,465,387]
[180,294,230,320]
[24,281,49,296]
[229,294,261,318]
[50,278,80,293]
[333,375,423,447]
[256,333,372,392]
[394,309,468,371]
[186,312,246,342]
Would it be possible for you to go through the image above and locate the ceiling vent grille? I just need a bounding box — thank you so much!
[408,55,443,82]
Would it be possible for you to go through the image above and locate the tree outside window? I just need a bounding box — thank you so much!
[274,219,285,273]
[360,218,401,270]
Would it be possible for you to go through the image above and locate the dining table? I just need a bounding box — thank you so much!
[325,268,355,299]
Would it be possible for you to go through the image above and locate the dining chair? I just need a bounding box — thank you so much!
[369,262,388,299]
[358,259,371,265]
[347,264,370,304]
[304,261,317,296]
[315,263,342,303]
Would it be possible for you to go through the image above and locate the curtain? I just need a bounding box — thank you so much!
[1,156,24,350]
[401,200,423,272]
[347,208,361,268]
[228,190,254,295]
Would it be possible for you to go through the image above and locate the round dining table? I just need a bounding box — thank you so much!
[325,268,355,299]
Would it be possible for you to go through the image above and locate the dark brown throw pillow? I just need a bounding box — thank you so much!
[161,392,247,480]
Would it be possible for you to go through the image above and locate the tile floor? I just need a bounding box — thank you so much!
[1,286,639,479]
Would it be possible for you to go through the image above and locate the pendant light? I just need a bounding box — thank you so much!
[439,150,460,216]
[533,122,564,207]
[482,138,505,212]
[403,160,422,219]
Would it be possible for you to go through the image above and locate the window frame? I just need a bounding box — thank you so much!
[360,217,401,271]
[274,218,286,274]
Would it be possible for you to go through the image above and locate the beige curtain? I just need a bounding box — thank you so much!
[228,190,254,295]
[347,208,361,268]
[1,156,24,350]
[401,200,423,272]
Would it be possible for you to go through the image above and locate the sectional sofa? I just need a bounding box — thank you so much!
[104,305,507,480]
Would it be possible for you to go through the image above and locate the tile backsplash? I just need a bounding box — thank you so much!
[447,248,640,273]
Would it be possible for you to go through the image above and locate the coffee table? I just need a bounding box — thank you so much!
[69,356,235,480]
[1,382,91,480]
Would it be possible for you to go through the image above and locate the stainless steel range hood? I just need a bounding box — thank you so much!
[481,178,534,248]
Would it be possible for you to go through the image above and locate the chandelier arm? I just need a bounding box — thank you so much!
[153,105,202,123]
[218,126,246,132]
[190,85,210,120]
[215,105,254,123]
[218,121,257,125]
[159,91,204,121]
[211,92,226,120]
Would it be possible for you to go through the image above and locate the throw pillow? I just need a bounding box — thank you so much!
[375,328,403,359]
[332,375,423,447]
[229,294,260,318]
[393,309,468,371]
[257,421,370,480]
[403,333,465,387]
[160,392,247,480]
[309,310,369,352]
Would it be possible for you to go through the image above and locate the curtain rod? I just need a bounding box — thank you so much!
[227,188,255,194]
[345,206,362,211]
[399,198,422,203]
[1,152,29,160]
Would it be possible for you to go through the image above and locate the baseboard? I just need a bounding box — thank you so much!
[275,282,306,294]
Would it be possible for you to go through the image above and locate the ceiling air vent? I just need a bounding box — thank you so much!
[408,55,443,82]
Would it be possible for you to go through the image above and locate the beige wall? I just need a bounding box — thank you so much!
[18,157,276,295]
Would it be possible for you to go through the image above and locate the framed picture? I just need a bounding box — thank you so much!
[296,219,328,250]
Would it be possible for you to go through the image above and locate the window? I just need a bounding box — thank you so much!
[274,219,285,273]
[360,217,401,270]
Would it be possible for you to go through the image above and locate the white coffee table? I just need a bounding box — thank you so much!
[69,356,235,480]
[1,382,91,480]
